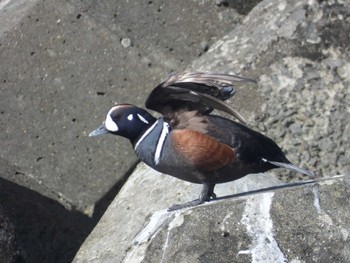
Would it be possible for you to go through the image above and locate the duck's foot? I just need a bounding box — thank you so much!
[167,182,216,211]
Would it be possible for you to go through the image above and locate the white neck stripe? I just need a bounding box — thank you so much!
[134,120,158,150]
[154,122,170,165]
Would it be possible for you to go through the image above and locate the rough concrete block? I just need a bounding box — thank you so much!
[73,162,349,262]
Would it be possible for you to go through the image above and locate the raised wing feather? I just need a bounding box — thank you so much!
[145,72,256,124]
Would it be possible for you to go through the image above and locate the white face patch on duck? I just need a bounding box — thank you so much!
[127,114,133,121]
[105,112,119,132]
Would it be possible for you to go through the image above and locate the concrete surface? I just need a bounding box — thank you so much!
[0,172,94,263]
[0,0,349,261]
[73,163,284,263]
[0,205,16,263]
[0,0,261,261]
[0,0,258,214]
[73,162,349,262]
[138,175,349,263]
[73,0,350,262]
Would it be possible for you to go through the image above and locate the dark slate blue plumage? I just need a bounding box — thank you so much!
[133,118,170,167]
[89,72,315,210]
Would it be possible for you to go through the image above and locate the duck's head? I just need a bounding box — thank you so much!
[89,104,156,142]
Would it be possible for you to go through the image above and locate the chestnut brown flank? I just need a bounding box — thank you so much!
[172,129,236,171]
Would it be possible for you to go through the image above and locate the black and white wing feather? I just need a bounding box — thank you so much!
[145,72,256,124]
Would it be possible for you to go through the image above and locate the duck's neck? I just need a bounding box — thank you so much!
[129,116,158,146]
[132,118,171,166]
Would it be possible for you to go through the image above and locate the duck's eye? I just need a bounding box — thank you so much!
[111,113,121,122]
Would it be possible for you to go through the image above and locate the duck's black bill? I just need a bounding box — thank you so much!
[89,123,109,137]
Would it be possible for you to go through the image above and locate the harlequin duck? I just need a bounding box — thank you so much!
[89,72,315,210]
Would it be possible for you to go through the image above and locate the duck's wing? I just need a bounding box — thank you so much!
[145,72,256,125]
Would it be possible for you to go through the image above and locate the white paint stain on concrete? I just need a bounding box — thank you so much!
[122,209,174,263]
[340,228,349,241]
[312,187,322,214]
[311,186,334,225]
[123,209,189,263]
[0,0,12,10]
[220,212,233,232]
[238,192,287,263]
[160,212,187,263]
[133,209,174,245]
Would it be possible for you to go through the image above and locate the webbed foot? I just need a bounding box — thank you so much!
[167,199,205,211]
[167,182,216,211]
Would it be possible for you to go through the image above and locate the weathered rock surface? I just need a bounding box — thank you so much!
[190,0,350,180]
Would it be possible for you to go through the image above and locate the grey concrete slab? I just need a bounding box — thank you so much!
[73,163,284,263]
[0,0,38,38]
[139,176,350,263]
[73,0,350,261]
[73,161,349,262]
[0,170,94,263]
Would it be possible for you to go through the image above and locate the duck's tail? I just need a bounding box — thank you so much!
[262,158,315,177]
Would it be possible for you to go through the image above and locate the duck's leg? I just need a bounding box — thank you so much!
[168,182,216,211]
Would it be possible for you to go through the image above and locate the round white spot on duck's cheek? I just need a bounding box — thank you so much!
[127,114,133,121]
[105,114,118,132]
